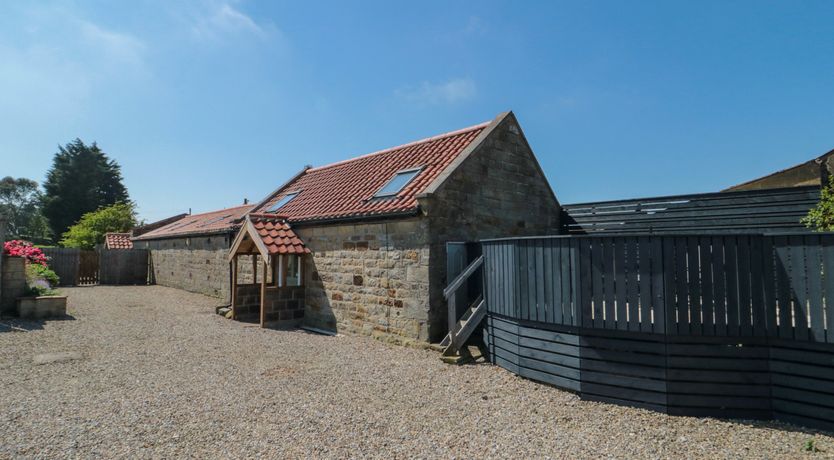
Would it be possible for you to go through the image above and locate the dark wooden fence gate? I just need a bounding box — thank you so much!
[99,249,150,285]
[41,248,149,286]
[79,250,99,285]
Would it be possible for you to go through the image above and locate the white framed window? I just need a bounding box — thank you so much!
[267,191,300,212]
[373,167,423,198]
[272,254,303,287]
[286,254,301,286]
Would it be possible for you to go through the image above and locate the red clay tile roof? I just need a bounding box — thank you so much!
[132,213,188,237]
[249,213,309,254]
[134,204,254,240]
[104,233,133,249]
[253,122,490,223]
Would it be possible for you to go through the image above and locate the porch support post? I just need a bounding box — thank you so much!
[259,258,267,327]
[231,255,238,320]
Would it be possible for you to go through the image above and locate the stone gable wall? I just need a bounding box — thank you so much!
[420,113,562,341]
[295,217,431,345]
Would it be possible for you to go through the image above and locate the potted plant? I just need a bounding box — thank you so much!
[3,240,67,319]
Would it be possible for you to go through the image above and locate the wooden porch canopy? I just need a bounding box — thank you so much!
[227,213,309,325]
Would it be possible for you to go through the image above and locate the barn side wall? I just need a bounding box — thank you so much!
[421,113,562,342]
[295,217,431,346]
[138,233,253,302]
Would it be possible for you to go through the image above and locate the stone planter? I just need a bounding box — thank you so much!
[17,296,68,320]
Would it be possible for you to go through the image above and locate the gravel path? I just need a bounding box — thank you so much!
[1,285,833,459]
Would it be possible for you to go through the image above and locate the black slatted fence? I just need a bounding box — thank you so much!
[562,186,820,235]
[480,233,834,430]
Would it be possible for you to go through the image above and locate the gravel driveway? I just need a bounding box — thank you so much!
[1,285,832,459]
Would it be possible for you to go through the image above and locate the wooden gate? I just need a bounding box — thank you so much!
[78,250,99,285]
[41,247,148,286]
[41,248,81,286]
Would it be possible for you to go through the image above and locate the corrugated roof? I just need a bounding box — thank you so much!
[134,204,254,240]
[252,121,489,223]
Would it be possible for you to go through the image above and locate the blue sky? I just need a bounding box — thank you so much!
[2,1,833,222]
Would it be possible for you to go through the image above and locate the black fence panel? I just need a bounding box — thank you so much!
[99,249,149,285]
[480,232,834,431]
[562,186,820,235]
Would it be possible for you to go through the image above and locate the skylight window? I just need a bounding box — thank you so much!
[267,192,299,212]
[197,214,232,228]
[374,167,422,198]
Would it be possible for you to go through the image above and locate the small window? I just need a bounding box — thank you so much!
[272,254,303,287]
[374,167,422,198]
[267,192,299,212]
[286,255,301,286]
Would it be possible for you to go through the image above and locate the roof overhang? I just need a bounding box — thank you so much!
[228,217,273,263]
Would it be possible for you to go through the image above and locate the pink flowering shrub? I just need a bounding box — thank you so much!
[3,240,49,266]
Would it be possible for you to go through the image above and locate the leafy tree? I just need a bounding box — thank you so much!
[802,176,834,231]
[41,139,130,239]
[60,202,137,250]
[0,177,52,244]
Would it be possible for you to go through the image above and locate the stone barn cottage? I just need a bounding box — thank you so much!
[133,204,254,300]
[233,111,561,345]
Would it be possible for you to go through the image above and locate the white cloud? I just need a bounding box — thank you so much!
[464,16,487,36]
[396,78,477,106]
[191,3,275,41]
[79,20,146,69]
[0,6,149,124]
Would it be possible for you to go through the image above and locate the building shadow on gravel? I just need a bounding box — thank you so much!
[0,314,76,333]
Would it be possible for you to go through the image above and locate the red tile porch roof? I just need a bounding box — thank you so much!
[252,121,490,223]
[133,204,254,240]
[249,213,309,255]
[104,233,133,249]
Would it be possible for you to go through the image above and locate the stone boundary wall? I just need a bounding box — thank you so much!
[295,217,431,345]
[1,256,26,315]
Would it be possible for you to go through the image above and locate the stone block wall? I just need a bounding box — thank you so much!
[139,234,239,301]
[18,296,67,319]
[295,217,431,345]
[262,285,305,327]
[234,284,260,319]
[419,113,562,341]
[1,256,26,315]
[233,283,305,327]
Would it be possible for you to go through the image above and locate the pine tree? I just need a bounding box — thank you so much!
[0,176,52,244]
[41,139,130,240]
